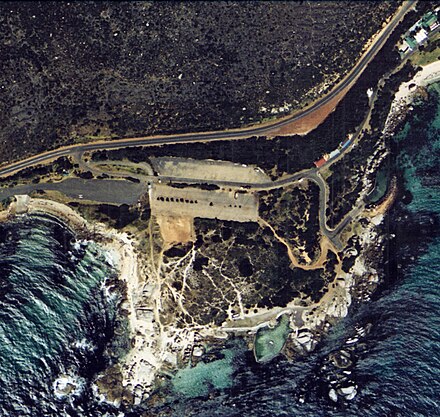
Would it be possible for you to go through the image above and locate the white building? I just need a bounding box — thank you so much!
[414,28,428,44]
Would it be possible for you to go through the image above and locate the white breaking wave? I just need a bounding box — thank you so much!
[100,277,119,302]
[72,338,96,352]
[53,373,86,399]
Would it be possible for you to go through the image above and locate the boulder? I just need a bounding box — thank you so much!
[329,388,338,402]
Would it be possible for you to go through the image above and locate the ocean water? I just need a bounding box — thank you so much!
[0,85,439,417]
[151,84,440,416]
[171,342,239,398]
[0,214,121,416]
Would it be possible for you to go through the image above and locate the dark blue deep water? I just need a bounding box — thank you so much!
[0,215,121,416]
[143,83,440,417]
[0,84,439,417]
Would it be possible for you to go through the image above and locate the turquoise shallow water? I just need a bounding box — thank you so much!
[172,342,238,397]
[150,83,440,416]
[0,84,439,416]
[254,314,291,363]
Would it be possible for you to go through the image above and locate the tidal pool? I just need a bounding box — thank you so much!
[254,314,291,363]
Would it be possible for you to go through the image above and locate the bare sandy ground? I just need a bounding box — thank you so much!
[151,183,259,222]
[0,211,9,222]
[156,214,195,246]
[384,60,440,137]
[151,156,270,183]
[393,60,440,106]
[266,85,351,137]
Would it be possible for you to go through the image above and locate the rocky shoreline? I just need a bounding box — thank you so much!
[0,60,438,414]
[384,60,440,136]
[300,65,440,408]
[272,61,440,406]
[0,196,141,406]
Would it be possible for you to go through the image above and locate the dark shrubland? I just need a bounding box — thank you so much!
[0,1,397,164]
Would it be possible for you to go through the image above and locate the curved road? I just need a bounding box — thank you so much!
[0,1,414,179]
[0,72,383,252]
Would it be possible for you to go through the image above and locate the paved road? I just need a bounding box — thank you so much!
[0,178,146,205]
[0,1,414,179]
[0,81,378,250]
[0,1,414,253]
[0,95,374,250]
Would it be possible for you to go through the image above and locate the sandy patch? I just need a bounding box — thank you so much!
[259,217,338,271]
[266,86,351,137]
[0,209,9,222]
[156,214,195,246]
[384,61,440,136]
[365,177,398,218]
[394,60,440,106]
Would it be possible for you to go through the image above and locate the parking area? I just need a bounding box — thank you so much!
[150,183,259,222]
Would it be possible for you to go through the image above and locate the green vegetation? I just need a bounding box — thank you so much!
[259,182,321,264]
[411,38,440,66]
[70,202,150,230]
[0,157,75,189]
[0,196,13,210]
[80,133,119,141]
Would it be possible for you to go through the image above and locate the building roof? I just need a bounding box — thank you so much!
[414,29,428,44]
[314,158,326,168]
[421,12,438,28]
[405,36,417,50]
[329,149,340,159]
